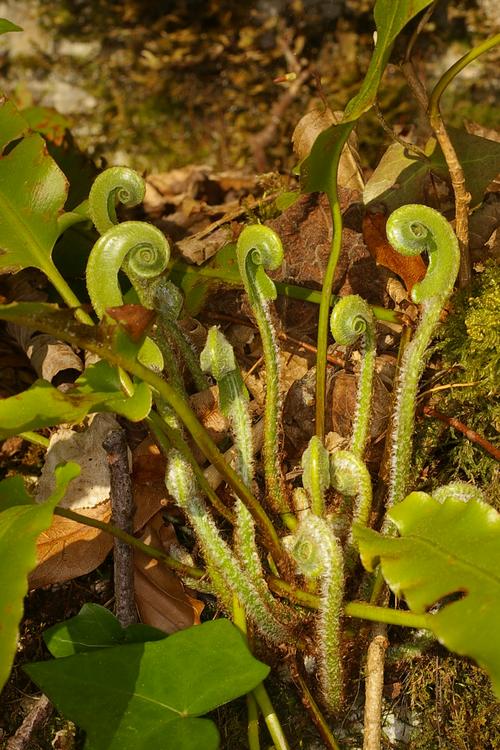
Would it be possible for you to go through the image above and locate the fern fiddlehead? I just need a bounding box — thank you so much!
[86,221,170,370]
[301,435,330,518]
[330,294,376,459]
[200,327,298,626]
[166,449,294,645]
[385,205,460,514]
[288,514,344,714]
[88,166,146,235]
[237,225,292,524]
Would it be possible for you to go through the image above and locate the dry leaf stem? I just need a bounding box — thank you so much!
[103,428,137,627]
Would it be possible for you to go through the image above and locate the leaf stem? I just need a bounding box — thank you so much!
[428,33,500,122]
[53,506,204,579]
[316,197,343,441]
[168,259,401,323]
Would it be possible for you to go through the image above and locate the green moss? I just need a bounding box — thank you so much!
[398,653,500,749]
[414,263,500,504]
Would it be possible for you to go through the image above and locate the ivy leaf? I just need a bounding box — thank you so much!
[0,463,80,691]
[44,603,165,657]
[26,619,270,750]
[364,128,500,210]
[0,361,151,438]
[0,19,22,34]
[354,493,500,696]
[302,0,433,201]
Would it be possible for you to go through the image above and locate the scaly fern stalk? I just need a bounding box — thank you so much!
[302,436,330,517]
[288,514,345,714]
[385,205,460,514]
[200,327,298,626]
[330,294,376,459]
[154,279,209,392]
[200,326,254,487]
[237,225,293,525]
[166,449,294,645]
[330,449,372,569]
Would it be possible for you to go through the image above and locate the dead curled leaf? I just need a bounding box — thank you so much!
[362,211,426,294]
[134,515,203,634]
[29,504,113,589]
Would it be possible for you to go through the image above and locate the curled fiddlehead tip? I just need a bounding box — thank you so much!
[236,224,284,301]
[330,449,369,497]
[89,166,146,236]
[285,518,326,580]
[330,294,374,346]
[165,449,198,510]
[386,204,460,304]
[200,326,237,381]
[86,221,170,319]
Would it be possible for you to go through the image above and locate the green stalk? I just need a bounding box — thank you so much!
[316,197,343,441]
[53,506,203,579]
[253,683,291,750]
[168,260,400,323]
[236,225,293,524]
[428,33,500,121]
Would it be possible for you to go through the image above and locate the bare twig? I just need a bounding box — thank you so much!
[6,695,53,750]
[363,624,389,750]
[423,406,500,461]
[373,101,428,161]
[103,427,137,627]
[249,29,310,171]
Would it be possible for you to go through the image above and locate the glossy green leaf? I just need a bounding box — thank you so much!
[302,0,433,199]
[45,604,165,658]
[0,97,68,275]
[0,362,151,438]
[354,493,500,696]
[0,463,80,691]
[364,128,500,210]
[344,0,433,121]
[26,619,270,750]
[0,19,22,34]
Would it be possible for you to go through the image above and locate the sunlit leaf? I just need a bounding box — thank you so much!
[364,128,500,210]
[0,98,69,275]
[26,619,270,750]
[354,492,500,696]
[0,463,80,691]
[0,361,151,439]
[302,0,433,201]
[0,19,22,34]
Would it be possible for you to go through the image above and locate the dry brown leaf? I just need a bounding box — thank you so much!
[134,515,203,634]
[29,503,113,589]
[29,431,168,589]
[292,107,364,191]
[105,304,156,341]
[36,414,119,510]
[362,211,426,293]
